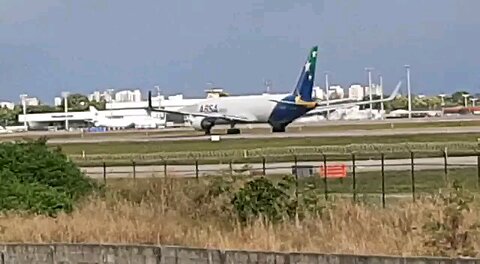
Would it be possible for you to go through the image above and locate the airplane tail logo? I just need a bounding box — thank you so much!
[292,46,318,106]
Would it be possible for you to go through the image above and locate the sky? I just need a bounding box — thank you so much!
[0,0,479,104]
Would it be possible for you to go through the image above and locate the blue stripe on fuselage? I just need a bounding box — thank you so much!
[268,95,312,129]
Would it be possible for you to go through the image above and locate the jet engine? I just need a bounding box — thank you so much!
[189,116,214,131]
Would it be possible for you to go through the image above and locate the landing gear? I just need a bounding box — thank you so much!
[272,126,286,133]
[227,128,240,134]
[227,123,240,134]
[204,126,212,135]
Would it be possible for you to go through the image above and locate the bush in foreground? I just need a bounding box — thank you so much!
[0,138,99,216]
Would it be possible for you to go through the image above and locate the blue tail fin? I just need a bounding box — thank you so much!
[292,46,318,102]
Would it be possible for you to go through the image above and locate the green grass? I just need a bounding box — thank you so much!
[58,132,480,155]
[284,119,480,133]
[73,150,477,167]
[305,168,478,194]
[103,167,480,196]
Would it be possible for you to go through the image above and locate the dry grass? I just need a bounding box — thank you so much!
[0,177,479,258]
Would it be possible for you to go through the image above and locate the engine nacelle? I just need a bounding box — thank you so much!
[189,116,214,131]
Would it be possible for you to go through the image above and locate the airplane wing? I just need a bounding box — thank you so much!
[306,80,402,115]
[315,97,356,106]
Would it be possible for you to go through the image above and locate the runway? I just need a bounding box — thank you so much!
[1,116,478,144]
[80,156,478,179]
[41,125,480,144]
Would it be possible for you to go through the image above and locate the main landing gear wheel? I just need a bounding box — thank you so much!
[227,128,241,134]
[272,126,286,133]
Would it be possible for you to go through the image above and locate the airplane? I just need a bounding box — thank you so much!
[143,46,402,135]
[88,106,162,129]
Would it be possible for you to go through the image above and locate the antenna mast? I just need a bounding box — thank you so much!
[264,79,272,93]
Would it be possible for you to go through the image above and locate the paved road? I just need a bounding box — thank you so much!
[46,126,480,144]
[81,156,478,179]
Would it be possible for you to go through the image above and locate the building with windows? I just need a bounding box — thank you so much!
[114,89,142,102]
[348,84,365,100]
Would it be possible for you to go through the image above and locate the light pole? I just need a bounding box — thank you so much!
[365,67,374,110]
[439,94,446,116]
[62,91,70,131]
[379,74,384,114]
[439,94,446,106]
[405,65,412,119]
[471,98,478,107]
[462,94,470,107]
[324,71,330,120]
[19,94,27,130]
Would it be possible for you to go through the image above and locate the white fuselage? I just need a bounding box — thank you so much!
[179,93,290,122]
[91,108,164,128]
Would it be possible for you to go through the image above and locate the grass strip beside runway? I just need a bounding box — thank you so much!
[105,167,479,195]
[59,132,480,155]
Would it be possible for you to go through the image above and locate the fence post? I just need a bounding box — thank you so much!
[294,155,298,178]
[195,160,199,181]
[164,160,167,178]
[477,153,480,189]
[103,162,106,185]
[294,155,298,199]
[381,153,386,209]
[132,160,136,181]
[443,148,448,184]
[410,151,416,202]
[262,156,266,176]
[323,154,328,200]
[352,153,356,203]
[229,160,233,176]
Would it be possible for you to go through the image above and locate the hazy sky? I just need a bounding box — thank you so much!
[1,0,479,103]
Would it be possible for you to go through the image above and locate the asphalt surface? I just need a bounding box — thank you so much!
[36,126,480,144]
[1,116,478,144]
[80,156,478,179]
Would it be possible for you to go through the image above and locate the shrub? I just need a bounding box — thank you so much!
[422,181,480,257]
[231,176,297,223]
[0,138,99,216]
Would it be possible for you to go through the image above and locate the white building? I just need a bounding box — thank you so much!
[21,97,40,106]
[348,84,365,100]
[312,86,325,100]
[88,90,114,103]
[365,84,383,97]
[114,89,142,102]
[0,102,15,110]
[312,85,344,100]
[328,85,344,99]
[88,91,101,102]
[54,97,63,107]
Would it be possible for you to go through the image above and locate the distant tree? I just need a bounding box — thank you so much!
[58,93,89,111]
[359,95,382,110]
[387,96,408,110]
[27,105,61,113]
[450,91,470,105]
[0,106,21,126]
[413,97,428,110]
[425,97,443,110]
[88,98,106,110]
